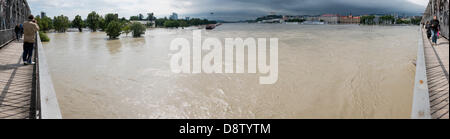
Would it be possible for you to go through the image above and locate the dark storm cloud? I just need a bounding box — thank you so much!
[28,0,427,21]
[179,0,426,21]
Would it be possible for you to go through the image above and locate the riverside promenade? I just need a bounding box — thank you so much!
[422,31,449,119]
[0,40,34,119]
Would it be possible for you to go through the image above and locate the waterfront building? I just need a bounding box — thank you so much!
[301,21,325,25]
[339,14,361,24]
[306,16,320,22]
[170,12,178,20]
[41,11,46,18]
[320,14,339,24]
[282,15,289,21]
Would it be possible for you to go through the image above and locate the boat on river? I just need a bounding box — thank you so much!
[206,24,216,30]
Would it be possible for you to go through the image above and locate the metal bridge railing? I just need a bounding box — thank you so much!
[32,32,62,119]
[0,29,15,48]
[411,27,432,119]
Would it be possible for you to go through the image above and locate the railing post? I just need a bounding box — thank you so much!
[30,32,40,119]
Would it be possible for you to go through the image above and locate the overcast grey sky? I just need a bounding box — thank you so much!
[28,0,429,21]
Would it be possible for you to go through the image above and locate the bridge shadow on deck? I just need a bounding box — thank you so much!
[0,41,34,119]
[423,34,450,119]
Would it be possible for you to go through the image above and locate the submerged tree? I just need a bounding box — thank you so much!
[130,22,146,37]
[39,32,50,42]
[87,11,101,32]
[53,15,70,32]
[105,21,122,39]
[35,15,53,32]
[72,15,84,32]
[104,13,119,27]
[122,24,131,37]
[99,16,106,31]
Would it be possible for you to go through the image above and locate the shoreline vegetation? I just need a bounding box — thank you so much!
[35,11,423,41]
[248,14,422,25]
[35,11,218,40]
[39,32,50,42]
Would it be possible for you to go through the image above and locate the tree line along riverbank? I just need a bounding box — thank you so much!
[35,11,217,41]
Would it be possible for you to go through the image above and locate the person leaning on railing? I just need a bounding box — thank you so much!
[22,15,39,65]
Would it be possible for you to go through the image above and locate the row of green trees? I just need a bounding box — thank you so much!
[155,18,216,28]
[130,13,156,21]
[285,19,306,23]
[96,12,146,39]
[35,12,147,39]
[106,22,146,39]
[72,15,84,32]
[379,15,395,24]
[34,11,217,39]
[400,17,421,25]
[361,15,422,25]
[360,15,376,25]
[85,12,124,32]
[53,15,70,32]
[35,15,70,32]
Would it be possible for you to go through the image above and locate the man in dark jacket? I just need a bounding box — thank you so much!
[430,16,440,45]
[425,21,431,39]
[19,24,23,39]
[14,24,20,41]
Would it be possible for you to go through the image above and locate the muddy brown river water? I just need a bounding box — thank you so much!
[43,24,419,119]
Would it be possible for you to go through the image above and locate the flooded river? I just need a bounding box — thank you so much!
[43,24,419,119]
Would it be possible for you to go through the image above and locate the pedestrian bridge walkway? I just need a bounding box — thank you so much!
[0,40,34,119]
[0,33,61,119]
[422,32,449,119]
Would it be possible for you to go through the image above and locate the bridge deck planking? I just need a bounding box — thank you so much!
[0,40,34,119]
[422,30,449,119]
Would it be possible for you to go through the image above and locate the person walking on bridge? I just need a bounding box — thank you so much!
[425,21,431,39]
[22,15,39,65]
[430,16,440,46]
[14,24,21,41]
[20,23,24,39]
